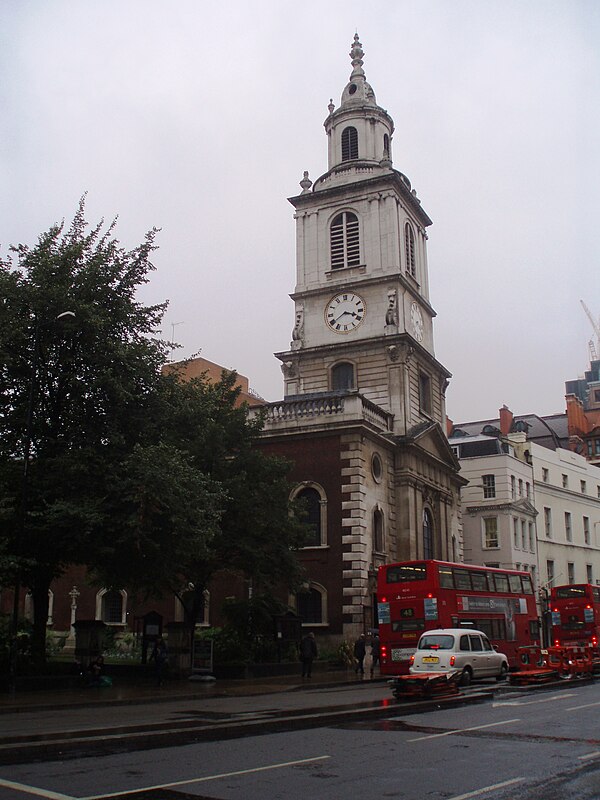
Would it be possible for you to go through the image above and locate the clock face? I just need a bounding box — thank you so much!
[325,292,366,333]
[410,302,424,342]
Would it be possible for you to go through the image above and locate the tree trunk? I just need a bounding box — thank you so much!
[30,575,51,669]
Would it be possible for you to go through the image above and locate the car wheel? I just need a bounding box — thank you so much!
[459,667,472,687]
[496,663,508,682]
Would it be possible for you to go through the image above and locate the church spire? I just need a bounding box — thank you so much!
[338,32,377,109]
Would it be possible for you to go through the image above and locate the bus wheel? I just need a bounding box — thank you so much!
[459,667,472,687]
[496,663,508,681]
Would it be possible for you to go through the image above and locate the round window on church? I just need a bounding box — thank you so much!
[348,83,357,95]
[371,453,383,483]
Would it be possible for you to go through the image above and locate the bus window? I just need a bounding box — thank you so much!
[470,571,488,591]
[486,572,498,592]
[594,587,600,603]
[438,565,454,589]
[494,573,509,593]
[508,575,522,593]
[522,575,533,595]
[386,563,427,583]
[453,569,472,590]
[555,586,586,599]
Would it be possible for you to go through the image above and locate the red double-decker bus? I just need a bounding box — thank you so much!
[377,560,540,675]
[550,584,600,651]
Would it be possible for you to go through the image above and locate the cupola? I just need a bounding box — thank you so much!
[315,34,395,189]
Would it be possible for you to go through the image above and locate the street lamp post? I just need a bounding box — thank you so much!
[8,310,75,692]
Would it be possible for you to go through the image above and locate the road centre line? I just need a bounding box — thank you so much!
[80,755,331,799]
[567,700,600,711]
[579,751,600,761]
[447,777,525,800]
[492,692,576,707]
[408,719,520,742]
[0,778,75,800]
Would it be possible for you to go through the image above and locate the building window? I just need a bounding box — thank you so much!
[293,484,327,547]
[371,453,383,483]
[584,516,590,545]
[544,507,552,538]
[98,589,126,625]
[529,522,535,552]
[404,223,416,277]
[373,507,384,553]
[526,482,531,499]
[423,508,434,559]
[581,480,587,494]
[330,211,360,269]
[482,474,496,499]
[587,564,594,584]
[331,361,355,391]
[296,583,327,624]
[565,512,572,542]
[568,562,575,584]
[511,475,516,498]
[518,479,523,497]
[596,439,600,455]
[562,474,568,488]
[341,126,359,161]
[483,517,499,549]
[521,519,527,550]
[513,517,519,548]
[547,559,555,586]
[419,371,432,415]
[542,468,549,483]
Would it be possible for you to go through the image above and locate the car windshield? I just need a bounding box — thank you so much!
[418,635,454,650]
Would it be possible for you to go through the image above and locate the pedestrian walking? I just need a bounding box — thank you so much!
[370,633,380,677]
[150,637,168,686]
[354,633,366,675]
[299,632,318,678]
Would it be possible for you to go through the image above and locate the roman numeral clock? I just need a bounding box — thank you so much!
[325,292,366,333]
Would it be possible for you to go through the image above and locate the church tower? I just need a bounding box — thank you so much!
[258,36,464,644]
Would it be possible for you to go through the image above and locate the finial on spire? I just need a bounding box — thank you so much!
[349,33,365,78]
[328,98,335,114]
[299,170,312,193]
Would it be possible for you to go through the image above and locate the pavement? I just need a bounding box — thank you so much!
[0,669,495,764]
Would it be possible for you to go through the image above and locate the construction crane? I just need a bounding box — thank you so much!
[581,300,600,361]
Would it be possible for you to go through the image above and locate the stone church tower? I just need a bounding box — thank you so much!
[257,35,464,643]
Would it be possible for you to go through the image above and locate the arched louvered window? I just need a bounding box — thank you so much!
[341,126,359,161]
[331,361,355,391]
[330,212,360,269]
[405,223,416,277]
[383,133,390,158]
[423,509,434,560]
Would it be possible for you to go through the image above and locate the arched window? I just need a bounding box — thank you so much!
[383,133,390,158]
[295,486,325,547]
[341,126,359,161]
[373,508,384,553]
[405,222,416,277]
[423,509,434,560]
[297,583,327,624]
[331,361,355,391]
[176,589,209,626]
[99,589,126,625]
[330,212,360,269]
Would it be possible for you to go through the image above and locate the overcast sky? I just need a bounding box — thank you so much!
[2,0,599,423]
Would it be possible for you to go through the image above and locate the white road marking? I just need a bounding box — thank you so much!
[447,777,525,800]
[80,755,331,799]
[408,718,520,742]
[0,778,75,800]
[579,751,600,761]
[567,700,600,711]
[492,692,576,707]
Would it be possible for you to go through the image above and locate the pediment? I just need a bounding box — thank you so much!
[397,420,463,476]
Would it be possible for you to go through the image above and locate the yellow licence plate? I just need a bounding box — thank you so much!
[422,656,439,663]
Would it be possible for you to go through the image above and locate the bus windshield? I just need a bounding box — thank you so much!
[386,563,427,583]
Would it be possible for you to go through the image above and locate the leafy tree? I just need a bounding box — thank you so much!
[93,369,309,650]
[1,201,307,667]
[0,199,174,664]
